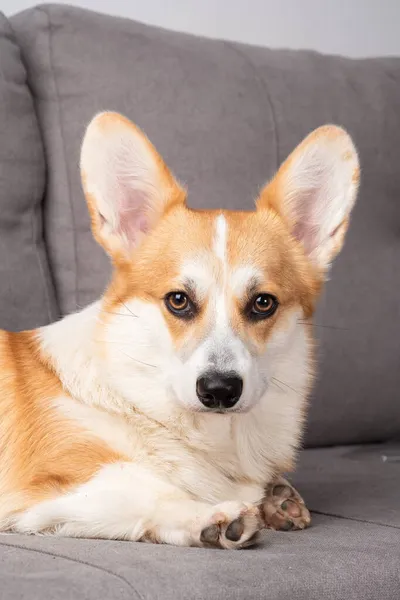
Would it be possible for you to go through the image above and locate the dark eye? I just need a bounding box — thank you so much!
[165,292,193,317]
[250,293,278,319]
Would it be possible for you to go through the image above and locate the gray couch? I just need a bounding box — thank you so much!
[0,4,399,599]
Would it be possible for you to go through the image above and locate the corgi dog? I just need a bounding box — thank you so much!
[0,113,359,549]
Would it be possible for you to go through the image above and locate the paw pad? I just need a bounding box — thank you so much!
[262,479,311,532]
[225,518,244,542]
[200,524,220,545]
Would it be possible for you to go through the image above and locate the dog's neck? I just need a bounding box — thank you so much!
[39,303,126,413]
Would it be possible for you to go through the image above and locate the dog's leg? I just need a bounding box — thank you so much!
[14,462,262,549]
[261,476,311,531]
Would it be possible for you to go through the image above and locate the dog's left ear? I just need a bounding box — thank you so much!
[258,125,359,272]
[80,111,185,261]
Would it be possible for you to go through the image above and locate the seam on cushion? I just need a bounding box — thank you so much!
[31,195,57,324]
[5,16,60,325]
[37,5,80,313]
[0,538,144,599]
[311,509,400,530]
[223,41,280,172]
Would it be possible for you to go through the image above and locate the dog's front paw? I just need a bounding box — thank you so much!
[261,478,311,531]
[197,501,262,549]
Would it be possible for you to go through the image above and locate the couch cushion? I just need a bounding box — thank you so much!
[0,12,58,331]
[10,5,400,446]
[0,538,131,600]
[1,516,399,600]
[1,444,399,600]
[291,442,400,528]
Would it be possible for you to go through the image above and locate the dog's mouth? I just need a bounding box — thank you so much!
[195,403,253,415]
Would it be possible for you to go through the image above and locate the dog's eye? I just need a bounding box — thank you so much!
[250,294,278,318]
[165,292,193,317]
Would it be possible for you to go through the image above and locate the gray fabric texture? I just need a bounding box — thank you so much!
[0,12,58,331]
[10,4,400,446]
[291,442,400,528]
[1,513,399,600]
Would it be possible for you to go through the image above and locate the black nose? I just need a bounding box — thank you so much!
[196,373,243,410]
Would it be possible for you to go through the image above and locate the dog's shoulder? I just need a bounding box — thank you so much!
[0,329,125,522]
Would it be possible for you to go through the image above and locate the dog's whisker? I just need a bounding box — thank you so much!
[75,300,139,319]
[297,321,349,331]
[101,311,140,318]
[270,379,286,394]
[270,377,306,399]
[109,287,139,318]
[95,339,152,347]
[120,350,157,369]
[116,302,138,318]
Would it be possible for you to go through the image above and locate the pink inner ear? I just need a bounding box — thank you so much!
[116,188,151,246]
[293,220,320,255]
[290,187,322,255]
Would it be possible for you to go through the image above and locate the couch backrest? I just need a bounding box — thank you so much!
[11,4,400,447]
[0,12,59,331]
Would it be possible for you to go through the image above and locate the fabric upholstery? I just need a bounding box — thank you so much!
[10,5,400,445]
[2,517,399,600]
[290,442,400,528]
[0,12,58,331]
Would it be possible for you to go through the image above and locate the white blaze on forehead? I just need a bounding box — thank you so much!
[214,214,227,263]
[179,216,228,303]
[214,214,228,330]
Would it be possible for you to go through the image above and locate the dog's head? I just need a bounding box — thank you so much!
[81,113,359,417]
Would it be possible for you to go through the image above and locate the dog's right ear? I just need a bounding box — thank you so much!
[80,112,185,261]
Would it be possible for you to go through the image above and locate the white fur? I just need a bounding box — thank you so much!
[214,215,229,331]
[15,461,260,548]
[214,214,227,263]
[32,300,307,502]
